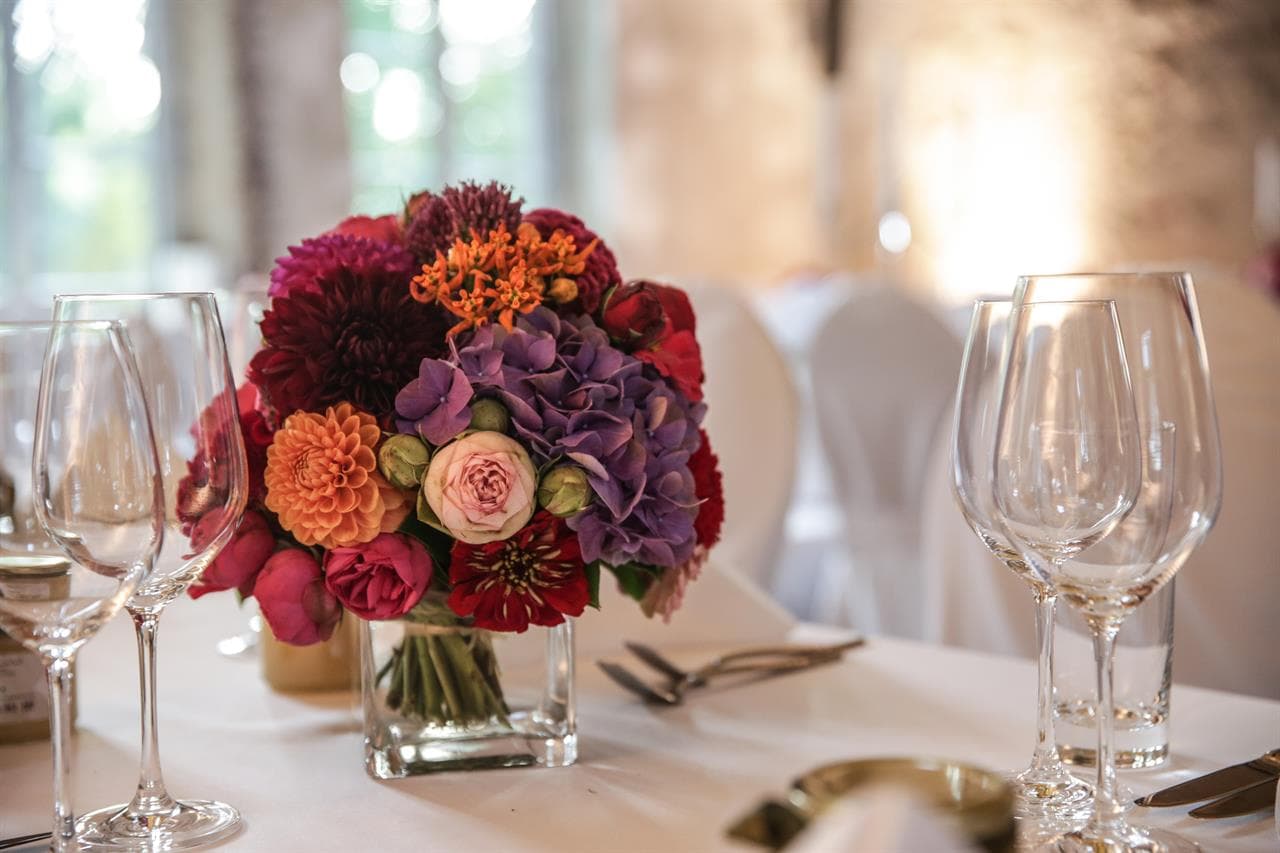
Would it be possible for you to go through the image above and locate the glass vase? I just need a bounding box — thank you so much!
[359,610,576,778]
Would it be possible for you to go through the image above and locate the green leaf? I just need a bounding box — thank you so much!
[585,561,602,609]
[398,511,454,577]
[606,562,660,602]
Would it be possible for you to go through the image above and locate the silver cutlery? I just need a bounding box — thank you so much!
[1136,749,1280,808]
[0,831,52,851]
[599,638,865,705]
[1189,776,1279,819]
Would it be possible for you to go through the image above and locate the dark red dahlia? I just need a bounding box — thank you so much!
[689,429,724,550]
[523,207,621,314]
[447,512,589,633]
[248,238,450,420]
[442,180,523,241]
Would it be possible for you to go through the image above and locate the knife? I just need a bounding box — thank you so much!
[1136,749,1280,807]
[1189,775,1279,819]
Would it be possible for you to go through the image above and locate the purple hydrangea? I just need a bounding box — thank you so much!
[395,360,473,445]
[410,308,704,567]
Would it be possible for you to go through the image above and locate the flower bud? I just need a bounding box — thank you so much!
[469,398,511,433]
[537,466,593,517]
[547,277,579,304]
[378,434,430,490]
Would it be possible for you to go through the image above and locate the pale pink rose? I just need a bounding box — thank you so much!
[423,431,537,544]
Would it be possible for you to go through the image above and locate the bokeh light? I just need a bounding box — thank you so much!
[340,52,380,93]
[373,68,425,142]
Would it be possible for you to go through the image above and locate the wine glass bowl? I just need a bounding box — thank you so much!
[52,293,249,850]
[951,298,1091,821]
[1009,273,1223,853]
[0,320,164,853]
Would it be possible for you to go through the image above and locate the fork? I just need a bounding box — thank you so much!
[599,637,865,705]
[624,638,865,689]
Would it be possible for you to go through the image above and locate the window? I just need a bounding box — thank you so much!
[0,0,162,317]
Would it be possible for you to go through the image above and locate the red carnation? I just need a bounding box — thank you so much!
[326,214,402,246]
[235,383,273,502]
[249,236,450,419]
[601,280,705,402]
[689,429,724,549]
[447,512,589,633]
[523,207,621,314]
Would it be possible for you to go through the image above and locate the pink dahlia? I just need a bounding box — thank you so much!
[523,208,621,314]
[268,233,414,300]
[641,546,707,623]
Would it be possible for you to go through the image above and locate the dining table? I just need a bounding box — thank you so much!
[1,590,1277,852]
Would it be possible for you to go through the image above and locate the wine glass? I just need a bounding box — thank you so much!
[0,320,164,853]
[52,294,249,850]
[1013,272,1223,852]
[950,298,1090,819]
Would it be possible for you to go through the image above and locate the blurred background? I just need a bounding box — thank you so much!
[2,0,1277,693]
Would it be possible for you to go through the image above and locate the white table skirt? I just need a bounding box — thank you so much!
[2,594,1277,852]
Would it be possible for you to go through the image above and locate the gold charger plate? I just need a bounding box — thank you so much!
[727,757,1016,852]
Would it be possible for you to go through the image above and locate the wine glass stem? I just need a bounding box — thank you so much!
[1029,591,1060,772]
[1086,620,1125,834]
[129,610,177,817]
[44,654,75,853]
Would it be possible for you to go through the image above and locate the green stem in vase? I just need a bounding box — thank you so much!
[416,637,445,725]
[384,645,405,710]
[426,635,466,721]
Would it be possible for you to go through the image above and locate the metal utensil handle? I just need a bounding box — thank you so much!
[691,651,844,685]
[0,831,53,851]
[712,638,864,668]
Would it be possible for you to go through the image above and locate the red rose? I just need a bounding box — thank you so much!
[326,214,402,246]
[602,281,705,401]
[255,549,342,646]
[602,282,667,347]
[323,533,434,621]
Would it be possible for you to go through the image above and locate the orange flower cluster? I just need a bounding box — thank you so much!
[409,222,597,335]
[264,403,410,550]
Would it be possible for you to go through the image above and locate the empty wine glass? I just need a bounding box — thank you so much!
[950,299,1090,819]
[1,321,165,853]
[53,294,249,850]
[1013,272,1222,853]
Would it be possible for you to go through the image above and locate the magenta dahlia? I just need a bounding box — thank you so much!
[268,233,409,300]
[523,208,621,313]
[249,237,449,419]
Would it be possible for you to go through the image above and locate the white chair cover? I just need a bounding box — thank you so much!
[810,288,963,637]
[920,278,1280,699]
[685,283,799,590]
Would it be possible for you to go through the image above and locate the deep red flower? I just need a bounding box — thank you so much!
[523,207,620,314]
[601,281,666,347]
[689,429,724,549]
[602,280,705,402]
[236,383,273,502]
[326,214,402,246]
[268,233,414,300]
[248,238,450,420]
[447,512,589,633]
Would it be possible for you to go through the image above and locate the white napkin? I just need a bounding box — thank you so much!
[787,788,980,853]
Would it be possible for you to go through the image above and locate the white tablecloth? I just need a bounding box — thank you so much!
[2,595,1277,852]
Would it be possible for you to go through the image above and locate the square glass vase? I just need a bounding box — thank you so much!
[359,616,576,778]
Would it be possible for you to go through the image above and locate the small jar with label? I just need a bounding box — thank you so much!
[0,555,77,744]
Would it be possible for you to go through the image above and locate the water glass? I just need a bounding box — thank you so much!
[1054,582,1174,769]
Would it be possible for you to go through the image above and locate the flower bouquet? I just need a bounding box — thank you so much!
[186,182,724,776]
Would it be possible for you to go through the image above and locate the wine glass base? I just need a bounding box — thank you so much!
[75,799,242,850]
[1012,765,1093,822]
[1044,825,1200,852]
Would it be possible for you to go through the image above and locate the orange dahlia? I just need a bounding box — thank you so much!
[264,403,409,549]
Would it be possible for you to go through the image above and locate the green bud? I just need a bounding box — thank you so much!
[537,466,593,517]
[469,398,511,433]
[378,434,430,489]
